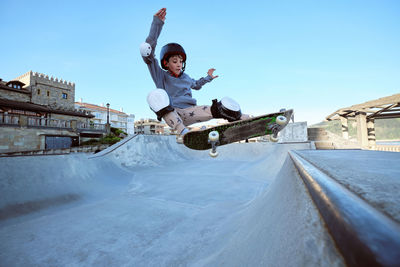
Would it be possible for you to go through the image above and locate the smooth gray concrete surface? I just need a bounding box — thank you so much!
[0,135,346,266]
[296,150,400,223]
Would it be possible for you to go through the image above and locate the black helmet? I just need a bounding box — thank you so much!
[160,43,187,71]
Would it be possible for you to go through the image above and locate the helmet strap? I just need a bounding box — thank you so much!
[182,62,186,73]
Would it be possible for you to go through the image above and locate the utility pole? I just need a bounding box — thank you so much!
[106,103,110,135]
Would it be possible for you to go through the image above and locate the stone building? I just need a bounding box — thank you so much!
[134,119,166,135]
[0,71,106,153]
[127,115,135,135]
[13,71,76,110]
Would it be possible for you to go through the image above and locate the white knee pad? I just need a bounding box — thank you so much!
[147,89,174,121]
[221,97,241,112]
[147,89,170,112]
[210,97,242,122]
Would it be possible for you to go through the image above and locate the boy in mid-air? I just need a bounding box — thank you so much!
[140,8,249,142]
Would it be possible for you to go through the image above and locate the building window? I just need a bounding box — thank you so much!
[47,91,50,97]
[38,89,41,95]
[62,93,68,99]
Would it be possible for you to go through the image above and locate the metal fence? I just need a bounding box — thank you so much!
[28,117,71,128]
[77,121,106,131]
[373,145,400,152]
[0,113,107,132]
[0,113,20,125]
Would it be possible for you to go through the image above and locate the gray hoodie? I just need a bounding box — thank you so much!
[142,16,213,109]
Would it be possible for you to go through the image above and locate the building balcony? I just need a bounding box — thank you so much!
[77,121,106,132]
[0,113,19,126]
[27,116,72,129]
[0,113,106,134]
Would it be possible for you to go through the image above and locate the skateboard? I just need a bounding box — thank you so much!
[183,109,293,157]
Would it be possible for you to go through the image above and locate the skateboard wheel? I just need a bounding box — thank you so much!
[270,135,279,142]
[276,115,287,125]
[209,150,219,157]
[208,131,219,142]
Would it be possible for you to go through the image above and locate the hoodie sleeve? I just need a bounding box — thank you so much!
[142,16,165,88]
[190,75,213,90]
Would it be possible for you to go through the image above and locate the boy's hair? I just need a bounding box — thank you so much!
[167,54,183,61]
[160,43,187,71]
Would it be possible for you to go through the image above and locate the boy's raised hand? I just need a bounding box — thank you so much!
[208,68,219,79]
[154,8,167,22]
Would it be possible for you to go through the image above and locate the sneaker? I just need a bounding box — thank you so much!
[176,134,184,144]
[176,128,190,144]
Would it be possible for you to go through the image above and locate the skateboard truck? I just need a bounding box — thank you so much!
[269,115,287,142]
[270,132,279,142]
[208,131,220,157]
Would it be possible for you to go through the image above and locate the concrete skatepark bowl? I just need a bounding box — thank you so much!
[0,135,348,266]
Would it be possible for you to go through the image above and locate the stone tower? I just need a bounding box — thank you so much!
[14,71,76,110]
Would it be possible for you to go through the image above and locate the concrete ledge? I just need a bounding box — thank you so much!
[313,141,335,150]
[308,127,361,150]
[0,144,110,157]
[289,151,400,266]
[279,122,308,143]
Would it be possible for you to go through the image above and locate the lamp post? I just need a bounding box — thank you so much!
[106,103,110,135]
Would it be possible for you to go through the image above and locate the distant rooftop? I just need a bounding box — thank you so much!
[326,93,400,121]
[75,101,127,115]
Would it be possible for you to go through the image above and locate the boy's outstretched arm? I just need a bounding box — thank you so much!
[207,68,219,79]
[154,8,166,22]
[141,8,167,87]
[191,69,218,90]
[142,8,166,62]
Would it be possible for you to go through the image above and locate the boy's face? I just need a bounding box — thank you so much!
[165,55,183,76]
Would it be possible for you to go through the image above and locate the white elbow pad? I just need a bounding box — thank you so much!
[140,42,152,57]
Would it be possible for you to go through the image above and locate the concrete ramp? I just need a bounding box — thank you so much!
[202,155,343,266]
[0,135,344,266]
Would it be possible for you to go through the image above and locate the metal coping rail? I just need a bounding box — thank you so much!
[288,151,400,267]
[88,134,138,159]
[88,134,139,159]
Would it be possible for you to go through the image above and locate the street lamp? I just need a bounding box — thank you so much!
[106,103,110,135]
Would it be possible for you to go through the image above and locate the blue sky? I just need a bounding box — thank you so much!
[1,0,399,124]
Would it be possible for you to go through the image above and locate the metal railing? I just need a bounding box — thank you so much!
[1,113,106,132]
[77,121,106,131]
[289,151,400,266]
[28,117,71,128]
[0,113,20,125]
[373,145,400,152]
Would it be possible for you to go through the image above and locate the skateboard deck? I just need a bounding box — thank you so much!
[183,109,293,152]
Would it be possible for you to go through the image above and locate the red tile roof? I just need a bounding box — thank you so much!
[75,102,127,115]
